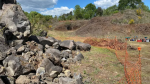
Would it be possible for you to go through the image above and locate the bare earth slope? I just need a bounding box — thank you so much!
[75,10,150,37]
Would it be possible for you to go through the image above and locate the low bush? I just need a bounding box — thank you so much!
[128,19,134,24]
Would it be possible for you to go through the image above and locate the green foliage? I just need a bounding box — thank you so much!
[23,11,54,36]
[137,2,150,12]
[67,15,73,20]
[58,11,73,20]
[118,0,142,10]
[83,13,90,19]
[96,7,103,16]
[103,5,118,15]
[74,5,83,19]
[84,3,96,18]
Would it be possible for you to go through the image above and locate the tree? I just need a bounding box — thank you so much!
[103,5,118,15]
[74,5,83,19]
[96,7,103,16]
[137,2,150,12]
[84,3,96,18]
[118,0,142,10]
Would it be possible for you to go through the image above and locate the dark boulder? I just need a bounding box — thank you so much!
[0,78,5,84]
[0,37,9,60]
[38,37,57,46]
[0,4,31,46]
[60,50,70,59]
[45,48,61,59]
[76,41,91,51]
[45,48,61,65]
[39,58,54,74]
[3,56,23,76]
[74,52,84,61]
[40,30,47,37]
[28,35,40,44]
[60,40,76,50]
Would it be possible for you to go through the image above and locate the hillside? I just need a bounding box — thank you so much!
[53,9,150,39]
[75,9,150,37]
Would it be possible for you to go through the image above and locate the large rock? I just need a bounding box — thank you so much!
[59,75,83,84]
[3,56,35,76]
[28,35,40,44]
[45,48,61,65]
[60,40,76,50]
[0,78,5,84]
[74,52,84,61]
[0,4,31,46]
[15,75,30,84]
[0,0,16,9]
[0,37,9,60]
[38,36,57,47]
[39,58,54,74]
[76,42,91,51]
[46,48,61,58]
[3,56,23,76]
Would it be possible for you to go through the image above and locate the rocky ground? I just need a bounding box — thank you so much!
[0,3,91,84]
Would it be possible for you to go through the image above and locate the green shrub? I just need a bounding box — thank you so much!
[128,19,134,24]
[136,9,141,15]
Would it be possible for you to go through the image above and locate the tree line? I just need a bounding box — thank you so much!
[24,0,150,22]
[22,0,150,35]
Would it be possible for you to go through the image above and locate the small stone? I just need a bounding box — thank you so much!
[61,58,67,62]
[58,73,66,78]
[6,49,12,55]
[69,54,73,58]
[49,71,58,78]
[24,30,30,37]
[45,44,50,49]
[36,67,45,76]
[53,78,59,83]
[17,46,25,54]
[64,70,71,77]
[0,65,4,74]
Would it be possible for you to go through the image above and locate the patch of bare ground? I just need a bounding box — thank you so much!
[54,20,88,31]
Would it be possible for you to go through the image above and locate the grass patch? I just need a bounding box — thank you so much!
[70,46,124,84]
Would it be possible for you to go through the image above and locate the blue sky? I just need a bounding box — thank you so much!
[17,0,150,16]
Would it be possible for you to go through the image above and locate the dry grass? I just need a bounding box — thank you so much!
[69,46,124,84]
[48,30,88,42]
[48,30,125,84]
[127,41,150,84]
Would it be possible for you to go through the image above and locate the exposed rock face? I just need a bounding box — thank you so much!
[0,4,31,46]
[0,0,16,9]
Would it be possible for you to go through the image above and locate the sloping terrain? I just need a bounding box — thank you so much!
[74,9,150,37]
[54,20,88,31]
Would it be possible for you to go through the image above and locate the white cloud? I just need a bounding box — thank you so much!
[17,0,58,12]
[94,0,119,8]
[41,6,74,16]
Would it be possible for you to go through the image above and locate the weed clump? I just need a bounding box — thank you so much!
[136,9,141,16]
[128,19,134,24]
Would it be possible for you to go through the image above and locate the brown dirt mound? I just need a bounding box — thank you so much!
[83,37,125,50]
[54,20,88,31]
[75,10,150,37]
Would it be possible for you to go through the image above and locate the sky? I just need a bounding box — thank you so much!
[17,0,150,16]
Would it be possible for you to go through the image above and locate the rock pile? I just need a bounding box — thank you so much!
[0,3,91,84]
[0,35,91,84]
